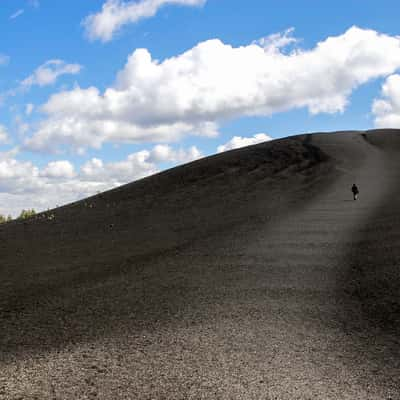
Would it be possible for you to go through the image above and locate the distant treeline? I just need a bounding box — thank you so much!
[0,209,36,223]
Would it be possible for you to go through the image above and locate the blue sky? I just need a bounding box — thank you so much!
[0,0,400,215]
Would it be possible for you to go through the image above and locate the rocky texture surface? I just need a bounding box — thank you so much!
[0,130,399,399]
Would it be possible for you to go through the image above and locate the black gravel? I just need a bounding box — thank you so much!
[0,130,399,399]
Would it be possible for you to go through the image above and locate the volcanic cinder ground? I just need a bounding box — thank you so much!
[0,130,400,399]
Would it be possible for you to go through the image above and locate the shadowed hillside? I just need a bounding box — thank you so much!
[0,130,399,399]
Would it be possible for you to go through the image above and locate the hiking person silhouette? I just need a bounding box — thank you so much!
[351,184,359,200]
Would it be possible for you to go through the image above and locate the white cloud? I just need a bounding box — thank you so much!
[81,151,157,182]
[0,61,81,106]
[81,144,201,182]
[149,144,201,163]
[0,158,39,195]
[0,144,201,216]
[217,133,272,153]
[254,28,299,51]
[0,54,10,66]
[0,146,20,160]
[21,60,82,88]
[14,116,30,137]
[25,26,400,153]
[0,125,9,144]
[0,154,148,216]
[40,160,76,179]
[26,103,34,115]
[10,9,24,19]
[372,74,400,128]
[84,0,206,42]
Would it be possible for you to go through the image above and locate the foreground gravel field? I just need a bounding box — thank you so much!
[0,130,399,399]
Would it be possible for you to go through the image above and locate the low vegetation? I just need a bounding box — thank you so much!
[0,214,13,223]
[18,209,37,220]
[0,209,36,224]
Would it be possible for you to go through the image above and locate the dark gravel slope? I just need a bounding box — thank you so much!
[0,130,399,399]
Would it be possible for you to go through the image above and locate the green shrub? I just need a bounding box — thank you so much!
[18,209,36,220]
[0,214,12,224]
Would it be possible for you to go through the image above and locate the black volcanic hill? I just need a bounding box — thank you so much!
[1,130,400,399]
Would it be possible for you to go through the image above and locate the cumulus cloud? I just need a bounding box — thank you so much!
[21,60,82,88]
[0,144,201,216]
[372,74,400,128]
[81,144,201,181]
[217,133,272,153]
[0,125,9,144]
[10,9,24,20]
[84,0,206,42]
[81,152,156,183]
[148,144,202,163]
[25,26,400,153]
[0,158,40,195]
[40,160,76,179]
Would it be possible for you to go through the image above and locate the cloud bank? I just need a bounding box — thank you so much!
[84,0,206,42]
[25,27,400,153]
[0,144,201,216]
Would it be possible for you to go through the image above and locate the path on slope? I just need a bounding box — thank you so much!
[1,132,400,400]
[136,132,398,400]
[232,132,399,399]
